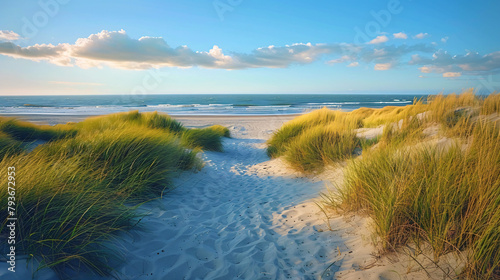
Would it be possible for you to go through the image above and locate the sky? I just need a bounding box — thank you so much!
[0,0,499,95]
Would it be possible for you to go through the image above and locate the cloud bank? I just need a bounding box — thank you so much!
[0,30,21,41]
[393,32,408,39]
[368,35,389,44]
[0,30,361,70]
[414,32,429,39]
[410,50,500,76]
[0,29,499,77]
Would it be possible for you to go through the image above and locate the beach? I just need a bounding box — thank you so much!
[2,111,471,280]
[0,113,389,280]
[1,0,498,277]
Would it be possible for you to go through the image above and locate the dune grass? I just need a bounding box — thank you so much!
[266,108,361,167]
[0,117,77,142]
[74,110,186,133]
[283,125,358,172]
[350,100,426,128]
[481,92,500,115]
[208,124,231,138]
[267,108,345,158]
[333,120,499,278]
[0,110,225,277]
[0,132,23,158]
[0,154,137,278]
[291,90,499,279]
[268,90,500,278]
[35,127,200,200]
[181,127,225,152]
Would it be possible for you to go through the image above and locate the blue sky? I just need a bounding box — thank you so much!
[0,0,499,95]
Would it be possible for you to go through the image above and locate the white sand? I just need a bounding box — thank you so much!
[2,115,457,280]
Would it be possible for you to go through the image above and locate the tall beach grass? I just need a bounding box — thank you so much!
[334,120,499,278]
[0,111,226,277]
[269,90,500,278]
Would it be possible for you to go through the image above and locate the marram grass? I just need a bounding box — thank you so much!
[0,154,137,278]
[74,110,186,133]
[0,132,23,158]
[291,90,500,279]
[0,117,77,142]
[181,127,224,152]
[0,110,225,278]
[35,127,201,200]
[283,125,358,172]
[208,124,231,138]
[267,108,360,160]
[333,120,500,278]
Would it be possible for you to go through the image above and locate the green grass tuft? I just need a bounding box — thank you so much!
[283,125,358,172]
[0,118,77,142]
[272,90,500,278]
[35,127,200,200]
[75,111,186,134]
[0,132,24,158]
[267,108,358,159]
[208,125,231,138]
[0,154,137,278]
[309,91,500,279]
[0,110,225,277]
[181,128,224,152]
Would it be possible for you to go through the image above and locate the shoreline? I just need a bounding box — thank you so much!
[0,113,302,126]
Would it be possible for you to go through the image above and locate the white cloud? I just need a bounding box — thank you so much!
[368,35,389,44]
[414,33,429,39]
[0,29,497,76]
[411,50,500,75]
[0,30,359,70]
[0,30,21,41]
[374,63,392,70]
[328,55,351,64]
[443,72,461,78]
[441,36,449,43]
[419,66,432,73]
[393,32,408,39]
[362,44,435,66]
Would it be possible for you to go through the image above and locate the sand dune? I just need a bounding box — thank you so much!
[2,115,445,280]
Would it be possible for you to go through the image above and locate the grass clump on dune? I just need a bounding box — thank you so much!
[334,120,499,278]
[284,125,358,172]
[481,92,500,115]
[0,110,225,278]
[36,127,200,200]
[0,154,137,278]
[269,90,500,172]
[208,124,231,138]
[269,90,500,277]
[267,108,359,160]
[75,110,186,133]
[303,90,500,279]
[181,128,224,152]
[0,117,77,142]
[350,100,426,128]
[0,132,23,158]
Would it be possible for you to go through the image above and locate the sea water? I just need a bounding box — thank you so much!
[0,93,427,116]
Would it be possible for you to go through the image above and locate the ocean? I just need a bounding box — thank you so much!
[0,94,427,116]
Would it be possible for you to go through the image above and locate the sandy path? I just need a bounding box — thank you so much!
[111,140,333,279]
[102,118,355,280]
